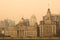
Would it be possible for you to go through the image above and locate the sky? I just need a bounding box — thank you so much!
[0,0,60,23]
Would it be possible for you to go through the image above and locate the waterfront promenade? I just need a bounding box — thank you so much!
[0,37,60,40]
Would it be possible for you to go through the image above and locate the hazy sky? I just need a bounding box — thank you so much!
[0,0,60,23]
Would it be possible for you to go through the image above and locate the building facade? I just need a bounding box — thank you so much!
[15,20,38,38]
[0,8,60,38]
[40,8,60,37]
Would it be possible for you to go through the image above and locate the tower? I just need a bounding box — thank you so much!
[40,8,57,37]
[43,8,52,24]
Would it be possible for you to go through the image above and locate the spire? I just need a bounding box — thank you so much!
[47,8,51,14]
[47,0,51,13]
[47,0,51,14]
[48,0,50,8]
[46,8,51,18]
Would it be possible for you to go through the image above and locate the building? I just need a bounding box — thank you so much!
[4,26,17,38]
[0,8,60,38]
[15,19,38,38]
[40,8,58,37]
[29,15,37,26]
[0,19,15,28]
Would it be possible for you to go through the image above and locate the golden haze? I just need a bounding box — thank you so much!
[0,0,60,23]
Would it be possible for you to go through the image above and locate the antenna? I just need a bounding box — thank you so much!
[48,0,50,8]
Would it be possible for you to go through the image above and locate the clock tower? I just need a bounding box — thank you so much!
[40,8,57,37]
[43,8,52,24]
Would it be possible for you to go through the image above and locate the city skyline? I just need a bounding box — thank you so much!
[0,0,60,23]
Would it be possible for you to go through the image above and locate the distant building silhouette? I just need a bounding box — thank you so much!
[40,8,60,37]
[29,15,37,26]
[0,8,60,38]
